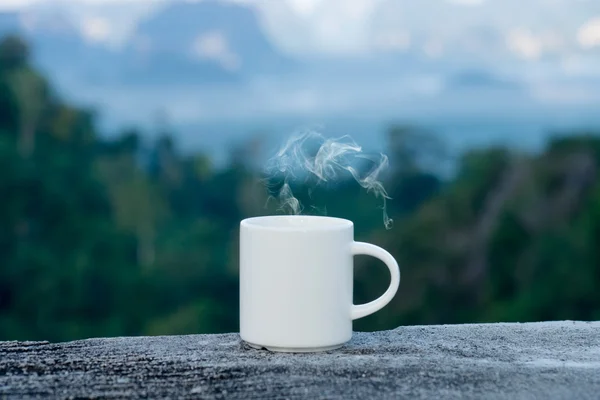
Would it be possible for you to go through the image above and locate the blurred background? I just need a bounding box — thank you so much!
[0,0,599,342]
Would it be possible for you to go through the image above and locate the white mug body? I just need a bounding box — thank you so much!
[239,215,400,352]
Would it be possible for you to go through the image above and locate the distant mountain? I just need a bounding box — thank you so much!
[0,9,120,84]
[0,1,293,87]
[0,0,598,129]
[131,1,293,77]
[119,52,238,86]
[0,12,20,36]
[446,70,524,91]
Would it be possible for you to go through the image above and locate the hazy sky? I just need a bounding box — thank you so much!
[1,0,598,117]
[0,0,599,60]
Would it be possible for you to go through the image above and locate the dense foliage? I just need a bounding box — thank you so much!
[1,36,599,341]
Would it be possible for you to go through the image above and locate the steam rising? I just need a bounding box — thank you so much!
[264,129,393,230]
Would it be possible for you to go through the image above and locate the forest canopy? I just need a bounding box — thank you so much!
[0,36,599,342]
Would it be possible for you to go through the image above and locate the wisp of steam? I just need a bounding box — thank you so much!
[264,129,394,230]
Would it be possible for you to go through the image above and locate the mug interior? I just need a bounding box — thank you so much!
[242,215,352,231]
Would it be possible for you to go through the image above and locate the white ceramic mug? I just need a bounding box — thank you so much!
[239,215,401,352]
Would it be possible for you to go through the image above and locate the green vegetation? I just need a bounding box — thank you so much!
[0,36,599,342]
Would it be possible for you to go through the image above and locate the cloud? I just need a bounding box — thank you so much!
[506,28,568,60]
[255,0,383,56]
[0,0,37,10]
[578,17,600,49]
[446,0,486,5]
[4,0,600,62]
[285,0,321,16]
[506,29,544,60]
[0,0,165,8]
[191,31,240,71]
[80,16,111,43]
[423,38,444,58]
[372,31,411,52]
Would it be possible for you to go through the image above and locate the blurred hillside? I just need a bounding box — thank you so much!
[0,35,599,342]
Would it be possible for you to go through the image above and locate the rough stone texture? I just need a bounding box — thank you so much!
[1,321,599,399]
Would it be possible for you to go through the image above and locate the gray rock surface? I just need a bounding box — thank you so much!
[1,321,599,399]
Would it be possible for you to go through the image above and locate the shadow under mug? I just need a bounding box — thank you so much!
[239,215,401,352]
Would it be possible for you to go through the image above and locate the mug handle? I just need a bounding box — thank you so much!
[350,242,401,320]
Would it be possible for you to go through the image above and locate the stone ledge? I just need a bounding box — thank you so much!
[1,321,599,399]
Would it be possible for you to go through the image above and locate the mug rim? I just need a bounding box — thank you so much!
[241,215,353,232]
